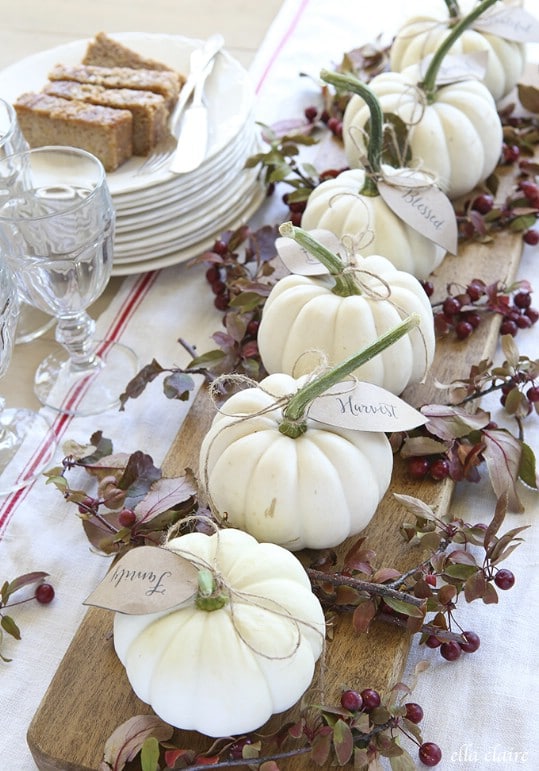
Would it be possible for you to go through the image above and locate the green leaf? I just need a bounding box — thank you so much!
[519,441,538,488]
[188,349,226,368]
[140,736,160,771]
[1,614,21,640]
[333,718,354,765]
[443,564,479,580]
[383,596,425,618]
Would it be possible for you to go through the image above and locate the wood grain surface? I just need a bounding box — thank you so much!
[26,163,525,769]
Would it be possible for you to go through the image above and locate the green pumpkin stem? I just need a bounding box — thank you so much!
[279,313,421,439]
[195,568,228,611]
[320,68,383,196]
[279,221,359,297]
[445,0,461,19]
[421,0,499,102]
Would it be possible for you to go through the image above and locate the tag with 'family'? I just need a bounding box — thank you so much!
[308,380,428,432]
[276,228,342,275]
[84,545,199,615]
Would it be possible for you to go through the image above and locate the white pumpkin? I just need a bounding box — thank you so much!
[258,252,435,395]
[199,372,393,551]
[390,13,526,103]
[301,167,447,280]
[114,528,325,737]
[343,68,502,199]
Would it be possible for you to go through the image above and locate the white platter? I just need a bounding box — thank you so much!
[0,32,254,197]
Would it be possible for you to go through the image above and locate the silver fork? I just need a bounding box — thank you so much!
[135,33,224,177]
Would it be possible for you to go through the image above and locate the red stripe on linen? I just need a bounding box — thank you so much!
[254,0,311,94]
[0,270,158,536]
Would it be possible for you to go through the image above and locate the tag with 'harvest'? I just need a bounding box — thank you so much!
[308,381,428,432]
[84,545,199,615]
[276,228,342,275]
[378,176,458,255]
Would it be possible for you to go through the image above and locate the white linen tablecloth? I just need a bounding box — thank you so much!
[1,1,539,768]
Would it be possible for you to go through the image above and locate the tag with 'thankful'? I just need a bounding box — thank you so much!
[473,7,539,43]
[308,381,428,432]
[84,545,199,615]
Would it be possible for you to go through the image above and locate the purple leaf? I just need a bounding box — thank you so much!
[102,715,173,771]
[482,429,524,512]
[332,719,354,766]
[420,404,490,440]
[134,474,197,525]
[6,571,49,597]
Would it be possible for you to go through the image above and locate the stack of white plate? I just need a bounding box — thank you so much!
[0,32,266,276]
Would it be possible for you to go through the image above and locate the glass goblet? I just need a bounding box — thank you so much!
[0,259,57,495]
[0,97,55,344]
[0,146,138,417]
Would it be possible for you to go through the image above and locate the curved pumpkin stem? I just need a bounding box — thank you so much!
[279,313,421,438]
[320,68,383,195]
[279,220,360,297]
[444,0,461,19]
[421,0,499,102]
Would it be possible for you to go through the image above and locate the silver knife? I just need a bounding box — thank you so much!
[169,35,224,174]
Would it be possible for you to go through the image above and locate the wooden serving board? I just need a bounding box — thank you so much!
[27,169,526,769]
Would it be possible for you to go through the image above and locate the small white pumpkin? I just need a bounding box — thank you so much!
[199,372,393,551]
[390,6,526,103]
[301,166,447,280]
[258,227,435,395]
[114,528,325,737]
[344,0,503,198]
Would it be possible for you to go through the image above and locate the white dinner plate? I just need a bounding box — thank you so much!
[110,182,267,275]
[0,32,254,197]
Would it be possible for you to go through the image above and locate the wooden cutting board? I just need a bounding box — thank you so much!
[26,166,528,769]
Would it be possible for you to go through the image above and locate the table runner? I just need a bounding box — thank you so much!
[1,1,538,768]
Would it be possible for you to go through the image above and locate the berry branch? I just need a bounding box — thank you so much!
[0,572,54,663]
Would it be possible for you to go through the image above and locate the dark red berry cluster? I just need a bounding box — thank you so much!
[339,688,442,767]
[205,239,232,311]
[425,629,480,662]
[427,278,538,341]
[407,455,450,482]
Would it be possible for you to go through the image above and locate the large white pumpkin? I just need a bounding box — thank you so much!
[257,253,435,395]
[343,68,503,199]
[301,167,447,279]
[114,528,325,737]
[198,372,393,551]
[390,13,526,103]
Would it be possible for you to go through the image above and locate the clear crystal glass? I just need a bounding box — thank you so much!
[0,97,54,344]
[0,146,138,416]
[0,260,57,495]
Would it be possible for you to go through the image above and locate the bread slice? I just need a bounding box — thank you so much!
[44,80,169,156]
[14,92,133,172]
[83,32,184,86]
[48,63,181,110]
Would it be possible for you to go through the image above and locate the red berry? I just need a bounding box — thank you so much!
[340,689,363,712]
[304,105,318,122]
[425,634,442,649]
[246,319,259,337]
[462,310,481,329]
[434,312,450,336]
[502,144,520,164]
[523,229,539,245]
[525,307,539,324]
[425,574,437,587]
[35,583,55,604]
[77,496,96,514]
[494,568,515,590]
[514,291,532,309]
[455,320,474,340]
[214,293,230,311]
[212,239,228,256]
[471,193,494,214]
[442,296,462,316]
[440,640,461,661]
[527,386,539,402]
[360,688,381,711]
[205,266,220,284]
[429,458,450,481]
[516,314,532,329]
[419,742,442,766]
[519,179,539,205]
[405,702,424,724]
[407,456,431,480]
[459,630,481,653]
[466,279,486,301]
[421,280,435,297]
[118,508,137,528]
[500,319,518,337]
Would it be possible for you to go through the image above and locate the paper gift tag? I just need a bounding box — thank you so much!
[417,51,489,85]
[308,381,428,432]
[84,545,199,615]
[276,228,342,275]
[473,7,539,43]
[378,175,458,254]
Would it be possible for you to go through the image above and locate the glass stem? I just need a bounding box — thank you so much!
[55,311,101,372]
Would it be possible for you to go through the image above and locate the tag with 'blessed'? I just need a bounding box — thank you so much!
[378,176,458,255]
[473,7,539,43]
[308,381,428,432]
[84,545,199,615]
